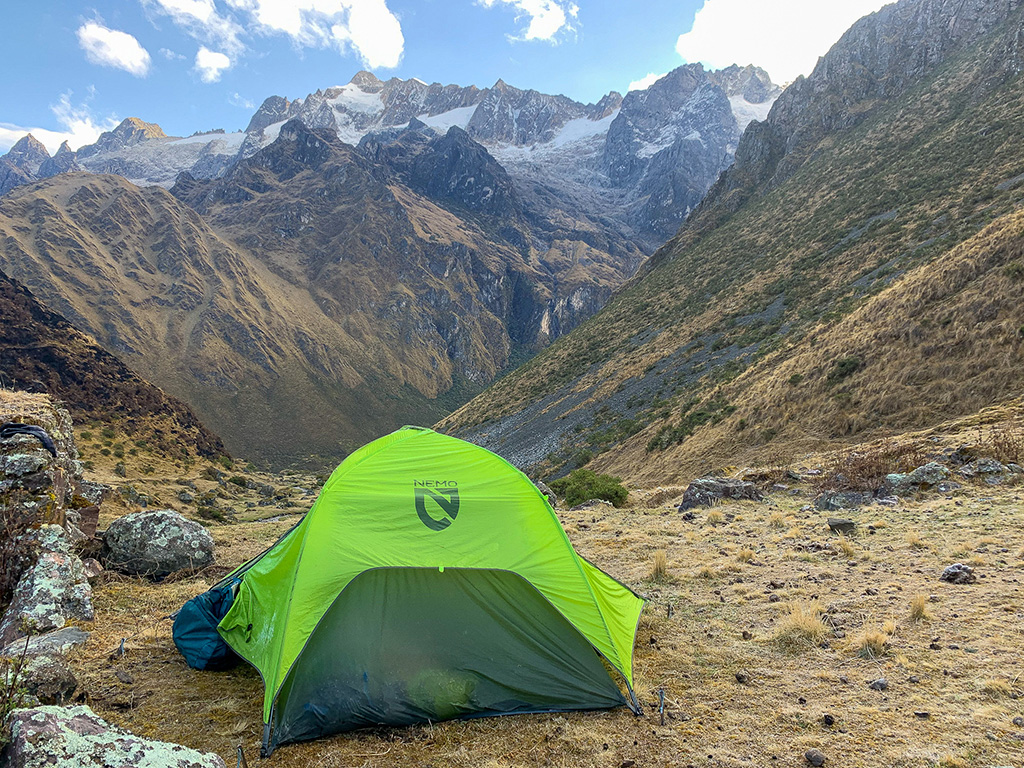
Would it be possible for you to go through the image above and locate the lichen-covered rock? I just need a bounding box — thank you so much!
[18,653,77,704]
[907,462,950,486]
[888,462,951,494]
[1,705,226,767]
[0,394,81,527]
[0,541,94,645]
[677,477,764,511]
[102,509,214,577]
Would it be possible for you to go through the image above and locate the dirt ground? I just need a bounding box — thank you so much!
[71,476,1024,768]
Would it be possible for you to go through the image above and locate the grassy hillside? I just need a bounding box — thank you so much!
[439,4,1024,482]
[0,271,225,462]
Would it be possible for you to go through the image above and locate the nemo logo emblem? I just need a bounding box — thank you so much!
[414,481,460,530]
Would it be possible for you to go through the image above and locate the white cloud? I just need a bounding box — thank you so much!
[479,0,579,42]
[229,92,255,109]
[76,23,152,77]
[147,0,245,54]
[194,46,232,81]
[627,72,667,92]
[0,93,120,154]
[676,0,889,83]
[149,0,405,69]
[159,47,186,60]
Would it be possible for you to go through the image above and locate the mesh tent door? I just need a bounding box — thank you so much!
[268,567,626,751]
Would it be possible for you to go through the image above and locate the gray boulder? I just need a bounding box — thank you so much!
[907,462,950,486]
[2,627,89,658]
[0,527,93,645]
[677,477,764,511]
[958,458,1010,484]
[827,518,857,535]
[813,490,870,511]
[940,563,977,584]
[102,509,214,578]
[2,705,226,767]
[888,462,950,495]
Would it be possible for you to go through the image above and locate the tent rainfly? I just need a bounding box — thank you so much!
[173,426,645,755]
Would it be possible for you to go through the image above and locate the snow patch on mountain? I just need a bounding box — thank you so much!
[418,106,477,132]
[729,95,773,130]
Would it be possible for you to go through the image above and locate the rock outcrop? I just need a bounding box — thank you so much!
[677,477,764,510]
[0,525,93,646]
[2,705,226,768]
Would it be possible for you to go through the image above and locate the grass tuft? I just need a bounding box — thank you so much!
[773,601,828,651]
[649,549,669,582]
[909,594,930,622]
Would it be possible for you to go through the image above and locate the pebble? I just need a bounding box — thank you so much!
[1013,716,1024,727]
[865,588,879,596]
[909,676,920,684]
[742,630,753,640]
[822,714,835,727]
[914,711,930,718]
[804,748,826,766]
[869,678,888,691]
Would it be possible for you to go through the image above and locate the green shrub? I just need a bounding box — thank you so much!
[827,356,863,385]
[549,469,628,508]
[788,373,804,386]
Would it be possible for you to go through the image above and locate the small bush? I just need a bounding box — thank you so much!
[826,356,863,385]
[548,469,628,508]
[1003,261,1024,280]
[100,427,115,439]
[228,476,248,488]
[788,373,804,386]
[815,440,926,493]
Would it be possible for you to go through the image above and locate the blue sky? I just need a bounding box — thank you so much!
[0,0,888,153]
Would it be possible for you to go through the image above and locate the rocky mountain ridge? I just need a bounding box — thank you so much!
[2,64,779,245]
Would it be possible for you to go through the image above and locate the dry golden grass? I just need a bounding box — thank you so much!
[67,453,1024,768]
[980,678,1013,698]
[850,630,890,659]
[772,601,828,651]
[705,510,724,526]
[906,530,929,549]
[909,594,930,622]
[648,549,668,582]
[768,511,786,528]
[836,536,857,559]
[736,548,755,563]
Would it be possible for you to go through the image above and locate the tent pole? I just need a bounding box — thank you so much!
[625,680,642,715]
[260,723,272,758]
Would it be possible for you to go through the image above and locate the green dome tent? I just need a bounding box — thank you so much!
[176,426,645,755]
